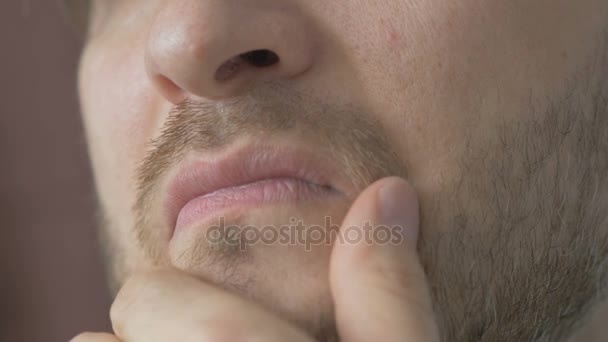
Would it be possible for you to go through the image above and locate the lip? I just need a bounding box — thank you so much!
[164,143,347,238]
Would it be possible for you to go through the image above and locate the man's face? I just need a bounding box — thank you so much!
[78,0,608,340]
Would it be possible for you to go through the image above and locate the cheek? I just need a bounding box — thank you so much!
[315,2,478,196]
[323,0,603,195]
[78,36,164,221]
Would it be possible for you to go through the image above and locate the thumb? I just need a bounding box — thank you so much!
[330,177,440,342]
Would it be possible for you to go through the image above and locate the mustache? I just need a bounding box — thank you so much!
[135,86,406,208]
[131,85,406,268]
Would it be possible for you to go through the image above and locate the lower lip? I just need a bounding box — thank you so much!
[174,177,335,234]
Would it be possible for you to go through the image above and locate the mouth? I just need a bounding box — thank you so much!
[164,142,348,238]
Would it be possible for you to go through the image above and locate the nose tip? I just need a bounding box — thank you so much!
[145,1,316,102]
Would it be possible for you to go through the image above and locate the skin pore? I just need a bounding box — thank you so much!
[74,0,608,340]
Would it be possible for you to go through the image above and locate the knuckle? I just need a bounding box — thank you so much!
[367,255,431,303]
[195,313,285,342]
[110,269,169,332]
[197,319,247,342]
[70,332,115,342]
[70,332,92,342]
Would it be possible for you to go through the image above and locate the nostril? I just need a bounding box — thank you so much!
[214,49,280,82]
[240,49,280,67]
[215,57,243,81]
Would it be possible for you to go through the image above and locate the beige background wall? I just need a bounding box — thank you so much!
[0,1,112,341]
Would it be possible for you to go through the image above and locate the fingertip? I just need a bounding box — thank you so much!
[334,176,419,265]
[377,177,419,246]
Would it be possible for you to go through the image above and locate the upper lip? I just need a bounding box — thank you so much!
[163,141,347,232]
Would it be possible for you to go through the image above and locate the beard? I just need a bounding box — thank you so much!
[97,57,608,341]
[420,94,608,341]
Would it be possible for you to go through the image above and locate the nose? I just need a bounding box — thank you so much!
[145,0,317,102]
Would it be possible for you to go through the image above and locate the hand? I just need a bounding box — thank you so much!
[72,177,440,342]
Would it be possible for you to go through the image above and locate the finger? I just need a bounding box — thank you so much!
[110,268,315,342]
[70,332,120,342]
[330,177,440,342]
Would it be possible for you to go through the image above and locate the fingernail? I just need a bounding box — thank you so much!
[378,177,420,246]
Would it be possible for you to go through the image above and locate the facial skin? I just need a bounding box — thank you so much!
[76,0,608,341]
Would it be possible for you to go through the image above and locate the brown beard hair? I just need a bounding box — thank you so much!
[421,47,608,340]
